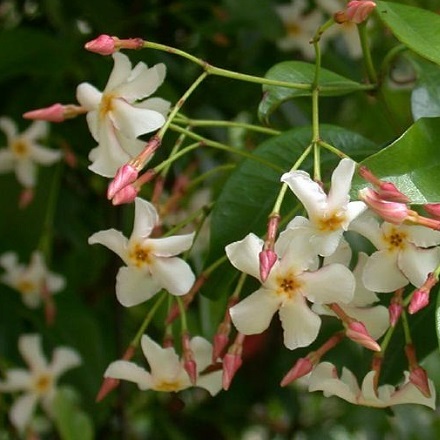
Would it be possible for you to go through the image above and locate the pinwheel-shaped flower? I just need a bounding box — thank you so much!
[88,197,195,307]
[0,117,61,187]
[105,334,222,395]
[226,229,355,350]
[350,213,440,292]
[282,158,366,257]
[76,52,170,177]
[308,362,436,408]
[0,251,65,309]
[0,334,81,433]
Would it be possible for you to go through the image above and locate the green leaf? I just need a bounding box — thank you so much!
[376,1,440,66]
[205,125,376,299]
[351,117,440,204]
[407,55,440,120]
[258,61,365,123]
[436,286,440,352]
[52,388,94,440]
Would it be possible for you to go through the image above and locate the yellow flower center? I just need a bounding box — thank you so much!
[16,279,36,294]
[286,22,301,36]
[317,211,346,232]
[276,273,302,299]
[33,373,53,395]
[129,243,153,267]
[384,228,407,252]
[99,93,115,119]
[154,379,184,392]
[11,139,29,158]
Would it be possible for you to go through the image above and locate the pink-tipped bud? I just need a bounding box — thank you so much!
[96,377,119,402]
[389,302,403,327]
[408,289,430,314]
[213,333,229,362]
[23,103,66,122]
[280,357,314,387]
[182,332,197,385]
[107,164,139,200]
[409,367,432,398]
[222,352,242,391]
[346,321,381,352]
[346,1,376,24]
[359,188,408,224]
[376,181,410,203]
[111,184,139,205]
[19,188,34,209]
[259,249,277,282]
[85,34,117,55]
[424,203,440,219]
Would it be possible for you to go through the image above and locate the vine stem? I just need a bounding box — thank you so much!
[358,22,378,84]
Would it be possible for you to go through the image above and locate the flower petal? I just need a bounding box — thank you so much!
[345,201,367,224]
[190,337,214,372]
[403,224,440,248]
[0,117,17,142]
[105,52,133,91]
[149,233,195,257]
[115,266,161,307]
[326,158,355,211]
[341,304,389,340]
[30,144,61,165]
[131,198,159,240]
[0,369,31,392]
[19,334,48,371]
[323,237,352,267]
[15,159,35,187]
[0,150,15,172]
[351,252,379,306]
[362,250,408,292]
[76,83,102,110]
[88,229,128,263]
[349,213,384,249]
[398,244,440,288]
[150,256,195,296]
[50,347,81,377]
[104,360,152,390]
[300,264,355,304]
[229,288,281,335]
[137,97,171,117]
[22,121,48,141]
[279,294,321,349]
[10,393,38,433]
[390,373,436,408]
[197,370,223,396]
[225,233,263,281]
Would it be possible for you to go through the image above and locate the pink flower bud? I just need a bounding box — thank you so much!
[409,367,431,398]
[346,321,381,352]
[96,377,120,402]
[424,203,440,219]
[377,181,410,203]
[408,289,430,314]
[259,249,277,282]
[182,332,197,385]
[85,34,116,55]
[222,352,242,390]
[111,184,139,205]
[19,188,34,209]
[23,103,66,123]
[388,302,402,327]
[346,1,376,24]
[213,333,229,361]
[107,164,139,200]
[359,188,408,224]
[280,357,314,387]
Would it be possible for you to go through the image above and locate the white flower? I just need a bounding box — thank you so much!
[281,158,366,257]
[76,52,170,177]
[0,117,61,187]
[88,197,195,307]
[308,362,436,408]
[226,229,355,350]
[350,213,440,292]
[104,334,222,396]
[0,334,81,433]
[0,251,65,309]
[275,0,325,59]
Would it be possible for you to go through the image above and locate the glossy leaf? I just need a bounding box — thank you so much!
[376,1,440,66]
[258,61,365,123]
[351,117,440,204]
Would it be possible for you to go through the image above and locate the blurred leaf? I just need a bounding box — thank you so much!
[53,387,94,440]
[436,287,440,352]
[258,61,365,124]
[351,117,440,204]
[408,55,440,120]
[205,125,376,299]
[376,1,440,66]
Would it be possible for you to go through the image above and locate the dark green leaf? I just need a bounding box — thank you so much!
[376,1,440,66]
[258,61,365,123]
[351,117,440,204]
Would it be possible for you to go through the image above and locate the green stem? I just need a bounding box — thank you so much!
[358,22,377,84]
[153,141,201,174]
[175,296,188,331]
[160,129,189,179]
[157,72,208,140]
[318,140,350,159]
[379,323,396,353]
[169,123,283,172]
[187,164,236,191]
[164,202,213,238]
[401,310,412,345]
[130,291,167,347]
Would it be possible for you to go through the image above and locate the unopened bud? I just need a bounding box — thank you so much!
[213,332,229,362]
[280,357,314,387]
[424,203,440,219]
[346,1,376,24]
[346,321,381,352]
[259,249,277,282]
[409,366,431,398]
[222,352,242,390]
[23,104,86,122]
[85,34,116,55]
[389,302,403,327]
[359,188,408,224]
[107,164,139,200]
[111,184,139,205]
[408,289,430,314]
[182,332,197,385]
[19,188,34,209]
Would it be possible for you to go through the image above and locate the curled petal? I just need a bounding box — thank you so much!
[150,257,195,296]
[149,233,195,257]
[88,229,128,263]
[19,334,48,371]
[131,198,159,239]
[51,348,81,377]
[327,158,355,211]
[105,360,152,390]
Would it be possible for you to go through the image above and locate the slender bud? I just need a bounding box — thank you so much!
[107,164,139,200]
[408,272,438,314]
[389,302,403,327]
[346,1,376,24]
[424,203,440,219]
[111,184,139,206]
[23,104,86,122]
[346,321,381,352]
[259,249,277,282]
[359,188,408,224]
[222,333,245,390]
[182,332,197,385]
[409,366,432,398]
[280,357,314,387]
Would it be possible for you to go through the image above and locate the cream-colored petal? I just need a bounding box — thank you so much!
[88,229,129,263]
[149,233,195,257]
[326,158,355,211]
[30,144,62,165]
[0,117,17,142]
[10,393,38,433]
[50,347,81,377]
[15,159,36,187]
[19,334,48,371]
[22,121,48,141]
[0,149,15,172]
[105,52,133,92]
[104,360,152,390]
[131,198,159,240]
[76,82,102,110]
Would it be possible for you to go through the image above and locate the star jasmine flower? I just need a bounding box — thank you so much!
[281,158,366,257]
[0,251,65,309]
[76,52,170,177]
[104,334,222,395]
[88,197,195,307]
[0,117,61,187]
[226,229,355,350]
[350,213,440,292]
[0,334,81,433]
[308,362,436,408]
